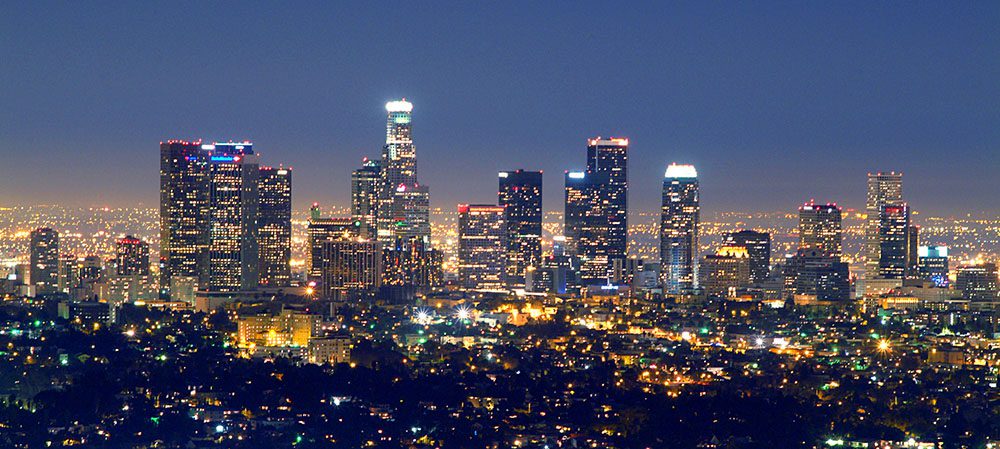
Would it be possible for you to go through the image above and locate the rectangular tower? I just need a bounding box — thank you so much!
[458,204,508,290]
[660,164,699,294]
[865,172,903,275]
[498,170,543,288]
[159,140,210,294]
[258,166,292,287]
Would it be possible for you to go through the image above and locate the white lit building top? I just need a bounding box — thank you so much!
[664,163,697,179]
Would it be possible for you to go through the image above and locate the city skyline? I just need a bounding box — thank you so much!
[2,3,999,215]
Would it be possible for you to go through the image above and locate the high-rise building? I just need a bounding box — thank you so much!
[29,227,59,293]
[307,216,362,282]
[699,246,750,298]
[723,230,771,284]
[377,99,431,244]
[918,245,949,287]
[258,166,292,287]
[160,140,288,297]
[865,172,903,275]
[159,140,209,293]
[205,142,259,292]
[876,203,909,280]
[458,205,508,290]
[58,253,77,293]
[565,170,614,284]
[798,202,842,257]
[115,235,150,276]
[382,237,443,290]
[498,170,543,288]
[783,249,851,303]
[660,163,699,294]
[586,137,628,269]
[319,240,382,299]
[351,158,381,239]
[956,263,998,301]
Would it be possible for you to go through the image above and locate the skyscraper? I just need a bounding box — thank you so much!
[918,245,949,287]
[586,137,628,271]
[351,158,381,239]
[377,99,430,244]
[115,235,150,276]
[29,227,59,293]
[660,163,699,294]
[159,140,209,294]
[798,202,842,257]
[205,142,259,292]
[722,230,771,284]
[319,240,382,299]
[258,166,292,287]
[458,205,508,290]
[956,263,998,301]
[699,246,750,297]
[783,249,851,303]
[307,215,362,283]
[876,203,909,280]
[865,172,903,275]
[498,170,543,288]
[564,170,614,284]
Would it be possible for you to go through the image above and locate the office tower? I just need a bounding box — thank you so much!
[876,204,909,279]
[159,140,209,293]
[377,99,431,244]
[723,230,771,284]
[586,137,629,269]
[351,158,381,239]
[58,253,77,293]
[906,224,919,279]
[798,202,842,257]
[258,166,292,287]
[307,215,362,282]
[318,240,382,299]
[205,142,260,292]
[783,249,851,303]
[565,170,614,284]
[78,255,103,284]
[115,235,150,276]
[29,227,59,293]
[458,205,508,290]
[660,163,699,294]
[918,245,949,287]
[865,172,903,275]
[382,237,443,290]
[956,263,998,301]
[498,170,543,288]
[699,246,751,298]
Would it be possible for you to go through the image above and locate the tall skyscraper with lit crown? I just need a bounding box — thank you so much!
[660,163,699,294]
[377,99,430,244]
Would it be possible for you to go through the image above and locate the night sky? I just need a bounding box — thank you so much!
[2,2,998,216]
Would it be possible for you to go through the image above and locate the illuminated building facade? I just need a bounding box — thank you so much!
[565,170,613,284]
[723,230,771,284]
[382,237,443,290]
[876,203,909,280]
[660,163,699,294]
[237,309,321,348]
[798,202,842,257]
[956,263,998,301]
[458,205,508,290]
[498,169,542,288]
[205,142,259,292]
[351,158,381,239]
[319,239,383,299]
[917,245,949,287]
[699,246,750,297]
[308,336,352,365]
[865,172,903,275]
[307,216,362,282]
[29,227,60,293]
[377,99,431,244]
[258,166,292,287]
[115,235,150,276]
[783,249,851,303]
[159,140,210,294]
[586,137,628,271]
[58,253,77,293]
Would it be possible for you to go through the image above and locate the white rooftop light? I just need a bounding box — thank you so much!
[665,163,697,178]
[386,100,413,113]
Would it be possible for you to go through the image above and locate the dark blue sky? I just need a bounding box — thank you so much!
[2,1,998,215]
